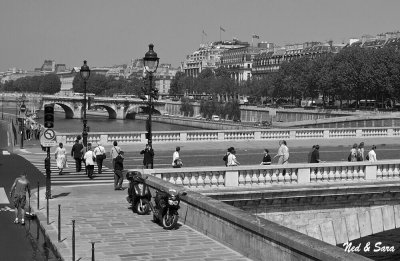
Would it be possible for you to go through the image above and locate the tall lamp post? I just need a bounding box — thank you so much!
[143,44,159,161]
[80,60,90,147]
[19,94,27,149]
[1,93,4,120]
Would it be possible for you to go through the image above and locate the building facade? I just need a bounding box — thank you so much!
[218,44,266,82]
[182,39,249,78]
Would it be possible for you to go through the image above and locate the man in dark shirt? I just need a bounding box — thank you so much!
[140,144,154,169]
[114,151,124,190]
[71,139,84,172]
[310,145,321,163]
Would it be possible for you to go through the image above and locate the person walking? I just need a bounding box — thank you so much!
[274,140,289,165]
[84,143,95,179]
[367,145,377,162]
[172,146,183,168]
[308,145,316,163]
[114,151,124,190]
[10,172,31,225]
[54,142,67,175]
[349,143,358,162]
[71,139,84,172]
[260,149,272,165]
[227,147,240,166]
[310,145,322,163]
[111,141,121,171]
[93,142,106,174]
[223,148,231,166]
[140,144,154,169]
[357,142,365,161]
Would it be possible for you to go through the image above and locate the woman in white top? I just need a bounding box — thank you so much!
[93,142,106,174]
[274,140,289,165]
[54,143,67,175]
[367,145,377,162]
[84,143,96,179]
[172,146,182,168]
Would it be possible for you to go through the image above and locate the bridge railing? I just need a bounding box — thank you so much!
[138,160,400,189]
[56,126,400,145]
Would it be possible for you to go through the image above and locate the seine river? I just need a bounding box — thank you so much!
[3,106,201,133]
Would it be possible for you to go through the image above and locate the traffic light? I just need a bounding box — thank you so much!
[44,104,54,128]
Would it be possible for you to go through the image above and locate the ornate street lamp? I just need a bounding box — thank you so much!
[143,44,159,169]
[80,60,90,147]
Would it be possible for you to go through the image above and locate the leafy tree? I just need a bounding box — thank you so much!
[169,71,185,96]
[39,74,61,94]
[180,97,194,116]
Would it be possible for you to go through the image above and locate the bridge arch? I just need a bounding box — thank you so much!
[43,102,75,119]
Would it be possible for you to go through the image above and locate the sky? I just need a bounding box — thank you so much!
[1,0,400,72]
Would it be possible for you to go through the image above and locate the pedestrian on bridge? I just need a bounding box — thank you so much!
[54,142,68,175]
[172,146,183,168]
[84,143,95,179]
[94,142,106,174]
[111,141,121,171]
[274,140,289,165]
[114,151,124,190]
[140,144,154,169]
[260,149,271,165]
[227,147,240,166]
[71,139,84,172]
[10,172,31,225]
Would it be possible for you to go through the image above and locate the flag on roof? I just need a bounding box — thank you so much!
[220,26,226,32]
[252,34,260,39]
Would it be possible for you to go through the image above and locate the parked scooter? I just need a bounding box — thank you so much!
[126,171,152,215]
[152,188,187,230]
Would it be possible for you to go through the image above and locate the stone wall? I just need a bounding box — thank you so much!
[144,175,369,261]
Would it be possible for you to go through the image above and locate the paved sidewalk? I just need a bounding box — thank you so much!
[31,185,251,261]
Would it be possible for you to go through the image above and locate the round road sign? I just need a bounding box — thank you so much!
[44,129,56,140]
[20,104,26,112]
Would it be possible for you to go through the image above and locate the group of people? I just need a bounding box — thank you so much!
[348,142,377,162]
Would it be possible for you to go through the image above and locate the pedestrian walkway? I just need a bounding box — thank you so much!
[32,185,251,261]
[20,152,115,185]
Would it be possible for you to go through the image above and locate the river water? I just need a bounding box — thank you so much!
[3,106,201,133]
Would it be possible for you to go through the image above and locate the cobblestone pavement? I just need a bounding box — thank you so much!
[31,185,251,261]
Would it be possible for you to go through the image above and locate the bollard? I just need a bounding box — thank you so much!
[90,241,96,261]
[46,196,49,225]
[72,220,75,261]
[58,205,61,242]
[37,181,39,210]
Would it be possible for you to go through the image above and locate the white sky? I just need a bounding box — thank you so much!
[1,0,399,71]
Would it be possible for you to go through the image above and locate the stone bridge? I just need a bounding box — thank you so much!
[140,160,400,251]
[42,95,165,120]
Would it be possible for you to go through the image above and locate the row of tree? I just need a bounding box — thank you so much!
[1,74,62,94]
[0,72,146,97]
[170,46,400,108]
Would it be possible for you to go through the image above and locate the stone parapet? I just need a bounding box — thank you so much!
[144,175,370,261]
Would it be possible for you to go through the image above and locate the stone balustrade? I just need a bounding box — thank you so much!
[56,126,400,145]
[139,160,400,189]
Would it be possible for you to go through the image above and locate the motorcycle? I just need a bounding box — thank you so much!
[152,188,187,230]
[126,171,152,215]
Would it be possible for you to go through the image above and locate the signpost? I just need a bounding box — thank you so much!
[40,128,56,200]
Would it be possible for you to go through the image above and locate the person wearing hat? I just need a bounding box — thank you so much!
[10,172,31,225]
[114,151,125,190]
[93,142,106,174]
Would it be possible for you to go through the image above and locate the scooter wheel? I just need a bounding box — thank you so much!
[162,213,178,230]
[136,198,150,215]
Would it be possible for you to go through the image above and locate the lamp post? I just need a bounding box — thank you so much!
[19,94,27,149]
[143,44,159,169]
[80,60,90,148]
[1,93,4,120]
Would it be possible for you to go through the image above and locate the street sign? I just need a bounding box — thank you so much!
[40,128,57,147]
[20,104,26,113]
